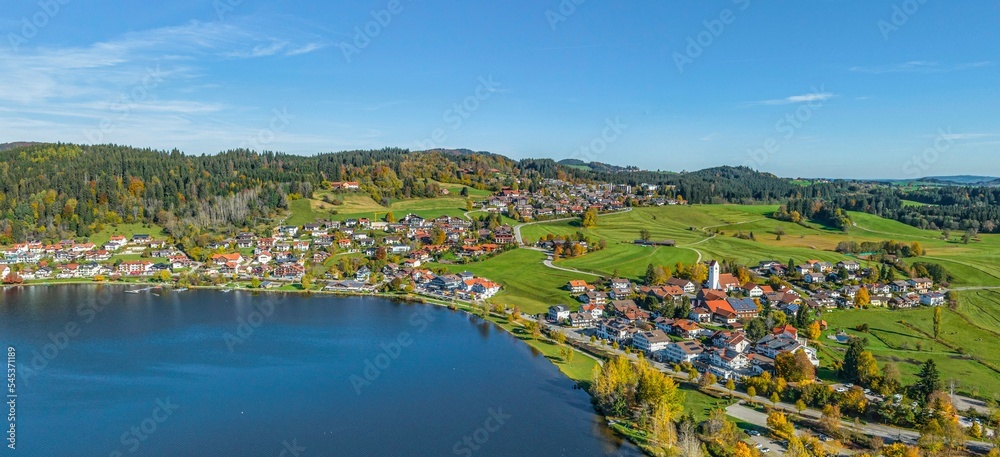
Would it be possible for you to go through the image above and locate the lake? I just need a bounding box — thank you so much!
[0,285,642,456]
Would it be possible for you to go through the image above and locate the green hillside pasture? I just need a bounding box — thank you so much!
[309,192,471,221]
[87,222,167,246]
[822,308,1000,398]
[956,290,1000,334]
[286,198,325,226]
[431,249,582,315]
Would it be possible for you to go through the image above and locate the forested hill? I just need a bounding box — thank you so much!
[0,142,39,151]
[0,143,520,243]
[3,142,998,245]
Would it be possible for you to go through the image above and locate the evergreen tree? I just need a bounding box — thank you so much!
[841,337,868,383]
[913,359,942,402]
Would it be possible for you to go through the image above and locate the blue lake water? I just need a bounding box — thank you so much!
[0,285,641,456]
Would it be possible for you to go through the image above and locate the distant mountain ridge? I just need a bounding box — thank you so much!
[557,158,639,173]
[919,175,1000,186]
[0,142,40,151]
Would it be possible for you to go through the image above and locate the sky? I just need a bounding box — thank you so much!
[1,0,998,179]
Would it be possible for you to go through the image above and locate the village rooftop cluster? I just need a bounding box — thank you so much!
[548,257,948,384]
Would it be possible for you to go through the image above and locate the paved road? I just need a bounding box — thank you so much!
[726,405,789,456]
[542,257,602,277]
[676,235,714,263]
[727,403,993,454]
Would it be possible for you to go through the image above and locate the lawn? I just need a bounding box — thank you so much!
[430,249,581,315]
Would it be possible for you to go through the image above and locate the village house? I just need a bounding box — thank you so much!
[567,280,589,294]
[726,297,760,320]
[567,312,596,328]
[597,319,639,345]
[117,261,153,275]
[608,299,650,322]
[632,330,672,354]
[580,291,608,306]
[920,292,946,306]
[581,302,605,319]
[212,253,245,266]
[548,305,571,322]
[660,341,705,364]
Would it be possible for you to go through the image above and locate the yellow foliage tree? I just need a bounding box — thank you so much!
[767,411,795,441]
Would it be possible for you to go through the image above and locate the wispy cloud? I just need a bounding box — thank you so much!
[223,40,290,58]
[935,132,998,141]
[749,91,836,106]
[849,61,994,74]
[0,19,336,150]
[286,43,325,56]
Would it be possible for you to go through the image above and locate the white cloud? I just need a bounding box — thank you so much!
[750,91,836,106]
[222,40,290,58]
[285,43,325,56]
[0,19,338,150]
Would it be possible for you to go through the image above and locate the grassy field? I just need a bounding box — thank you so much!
[821,307,1000,398]
[87,222,167,246]
[521,205,875,281]
[518,205,1000,289]
[302,181,492,222]
[430,249,580,315]
[901,199,938,207]
[285,198,324,226]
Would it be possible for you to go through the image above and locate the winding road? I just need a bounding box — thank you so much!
[673,218,765,264]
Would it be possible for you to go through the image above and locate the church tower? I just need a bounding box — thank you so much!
[708,260,720,290]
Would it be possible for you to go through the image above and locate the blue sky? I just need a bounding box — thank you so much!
[1,0,998,178]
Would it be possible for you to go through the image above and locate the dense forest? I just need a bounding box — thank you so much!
[2,142,998,244]
[817,185,1000,233]
[0,143,519,243]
